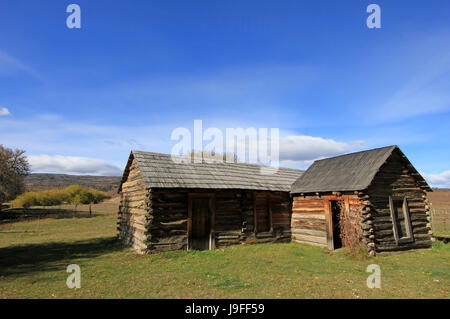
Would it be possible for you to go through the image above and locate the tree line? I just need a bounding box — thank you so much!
[0,145,30,211]
[1,145,111,210]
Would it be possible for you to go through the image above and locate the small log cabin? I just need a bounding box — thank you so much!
[290,145,433,255]
[118,151,304,254]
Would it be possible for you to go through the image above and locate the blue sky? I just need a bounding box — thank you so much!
[1,0,450,186]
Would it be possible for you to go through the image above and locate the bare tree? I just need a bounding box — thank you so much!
[0,145,30,211]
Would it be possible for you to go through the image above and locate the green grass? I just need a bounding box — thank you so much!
[0,215,449,299]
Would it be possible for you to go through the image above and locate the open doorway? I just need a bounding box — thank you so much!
[330,200,344,250]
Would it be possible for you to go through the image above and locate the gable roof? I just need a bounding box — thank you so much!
[291,145,431,194]
[119,151,304,192]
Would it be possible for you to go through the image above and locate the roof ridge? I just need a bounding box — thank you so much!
[289,145,416,194]
[131,150,305,172]
[312,145,397,163]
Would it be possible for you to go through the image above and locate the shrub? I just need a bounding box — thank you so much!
[11,185,110,208]
[11,191,39,208]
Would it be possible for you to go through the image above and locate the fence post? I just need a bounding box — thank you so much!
[430,204,435,234]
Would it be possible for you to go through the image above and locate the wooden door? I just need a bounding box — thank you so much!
[191,197,212,250]
[254,193,272,233]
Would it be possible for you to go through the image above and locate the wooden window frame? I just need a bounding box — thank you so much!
[253,192,273,234]
[389,196,414,245]
[187,193,216,250]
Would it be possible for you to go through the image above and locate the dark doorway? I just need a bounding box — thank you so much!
[191,197,212,250]
[330,200,343,249]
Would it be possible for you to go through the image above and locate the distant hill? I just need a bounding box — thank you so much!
[24,174,449,202]
[25,173,122,194]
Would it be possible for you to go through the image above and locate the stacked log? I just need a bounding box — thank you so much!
[290,195,327,247]
[358,197,376,256]
[146,189,188,253]
[214,190,243,248]
[366,150,432,254]
[119,187,296,253]
[424,196,435,242]
[270,192,292,234]
[117,157,149,254]
[214,190,292,247]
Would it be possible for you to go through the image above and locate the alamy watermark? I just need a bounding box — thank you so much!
[366,4,381,29]
[66,264,81,289]
[170,120,280,175]
[66,4,81,29]
[366,264,381,288]
[64,4,380,30]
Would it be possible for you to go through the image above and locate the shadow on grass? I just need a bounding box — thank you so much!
[0,236,124,277]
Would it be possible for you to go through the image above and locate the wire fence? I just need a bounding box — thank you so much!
[0,199,119,224]
[430,206,450,238]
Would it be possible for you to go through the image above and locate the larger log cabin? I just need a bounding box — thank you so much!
[118,151,303,253]
[118,146,433,255]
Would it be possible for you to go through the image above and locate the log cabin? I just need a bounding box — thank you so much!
[118,145,433,256]
[290,145,433,255]
[118,151,304,254]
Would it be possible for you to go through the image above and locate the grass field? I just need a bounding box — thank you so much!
[0,213,449,299]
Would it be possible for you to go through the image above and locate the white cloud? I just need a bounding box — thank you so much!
[0,114,172,166]
[0,107,10,116]
[1,112,367,173]
[276,135,366,169]
[279,135,360,161]
[280,159,316,169]
[423,171,450,188]
[227,133,365,169]
[28,154,122,176]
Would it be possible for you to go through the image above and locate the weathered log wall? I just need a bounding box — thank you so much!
[291,196,327,247]
[119,185,293,254]
[244,191,292,244]
[364,149,433,254]
[117,156,149,254]
[147,189,189,252]
[214,190,244,247]
[291,194,364,249]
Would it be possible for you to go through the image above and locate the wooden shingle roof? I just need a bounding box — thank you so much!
[291,145,431,194]
[120,151,304,192]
